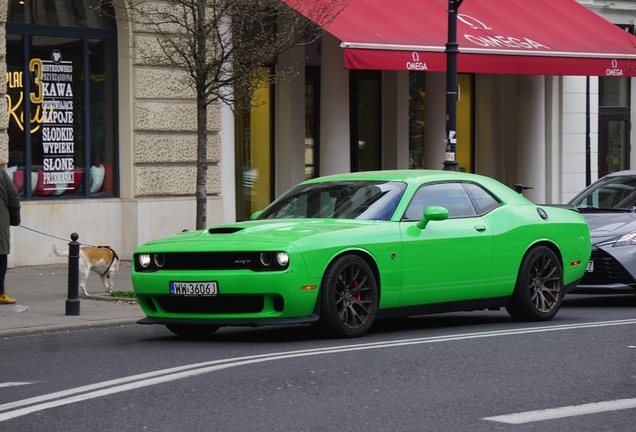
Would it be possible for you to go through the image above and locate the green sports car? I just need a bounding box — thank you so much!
[132,170,591,338]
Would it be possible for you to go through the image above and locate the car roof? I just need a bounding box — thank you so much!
[295,169,530,205]
[301,169,495,185]
[604,170,636,177]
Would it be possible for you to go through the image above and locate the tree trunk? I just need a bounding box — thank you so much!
[195,0,208,231]
[196,92,208,230]
[196,97,208,230]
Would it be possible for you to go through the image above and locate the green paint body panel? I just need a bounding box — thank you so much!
[132,170,591,326]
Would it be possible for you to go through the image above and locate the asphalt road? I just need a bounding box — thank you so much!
[1,294,635,432]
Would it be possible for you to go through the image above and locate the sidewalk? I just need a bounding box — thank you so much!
[0,261,145,337]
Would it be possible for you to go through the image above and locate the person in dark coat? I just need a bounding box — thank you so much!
[0,168,21,304]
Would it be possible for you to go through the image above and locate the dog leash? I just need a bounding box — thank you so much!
[98,246,119,276]
[19,225,118,272]
[18,224,96,247]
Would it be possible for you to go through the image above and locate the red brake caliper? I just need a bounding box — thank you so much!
[353,280,361,300]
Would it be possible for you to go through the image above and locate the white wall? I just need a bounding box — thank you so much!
[561,76,598,203]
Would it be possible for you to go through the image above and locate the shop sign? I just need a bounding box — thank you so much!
[606,59,624,76]
[459,14,550,51]
[406,52,428,71]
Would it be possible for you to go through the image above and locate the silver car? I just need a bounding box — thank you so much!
[568,170,636,294]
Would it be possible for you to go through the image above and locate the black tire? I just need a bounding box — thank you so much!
[317,255,378,338]
[506,246,563,321]
[165,324,220,338]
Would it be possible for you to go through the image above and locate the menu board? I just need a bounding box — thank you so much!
[38,49,76,192]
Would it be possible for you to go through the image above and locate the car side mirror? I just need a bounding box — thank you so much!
[250,210,263,220]
[417,206,449,229]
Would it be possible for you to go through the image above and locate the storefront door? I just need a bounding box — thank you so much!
[598,77,630,177]
[599,109,630,176]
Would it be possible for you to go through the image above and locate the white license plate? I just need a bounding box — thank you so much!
[170,281,218,296]
[586,261,594,272]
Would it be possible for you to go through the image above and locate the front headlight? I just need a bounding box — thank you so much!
[614,231,636,247]
[138,254,151,268]
[276,252,290,267]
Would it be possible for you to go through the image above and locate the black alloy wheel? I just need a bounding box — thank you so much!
[317,254,378,338]
[506,245,563,321]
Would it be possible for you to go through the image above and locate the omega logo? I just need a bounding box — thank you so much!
[606,59,624,76]
[458,14,492,30]
[459,13,550,50]
[406,52,428,71]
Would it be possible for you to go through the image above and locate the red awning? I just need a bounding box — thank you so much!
[312,0,636,76]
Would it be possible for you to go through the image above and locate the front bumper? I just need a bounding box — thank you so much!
[132,266,322,322]
[570,246,636,294]
[137,314,319,327]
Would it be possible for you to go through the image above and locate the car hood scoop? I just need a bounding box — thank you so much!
[208,227,244,234]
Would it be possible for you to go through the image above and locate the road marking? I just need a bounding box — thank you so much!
[0,383,32,388]
[1,318,636,422]
[483,398,636,424]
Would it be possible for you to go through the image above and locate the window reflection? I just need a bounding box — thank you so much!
[8,0,115,28]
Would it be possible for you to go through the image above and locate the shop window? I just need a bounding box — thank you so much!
[600,77,629,107]
[8,0,115,28]
[305,67,320,180]
[6,0,118,199]
[408,73,473,172]
[350,71,381,172]
[235,68,274,221]
[409,73,426,168]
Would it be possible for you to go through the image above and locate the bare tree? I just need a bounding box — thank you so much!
[105,0,348,229]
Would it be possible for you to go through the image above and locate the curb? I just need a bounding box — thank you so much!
[0,318,141,338]
[81,293,138,304]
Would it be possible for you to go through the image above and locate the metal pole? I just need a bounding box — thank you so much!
[585,76,591,186]
[65,232,80,316]
[443,0,463,171]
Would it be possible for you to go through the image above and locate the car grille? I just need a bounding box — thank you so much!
[155,295,265,314]
[134,252,286,272]
[580,249,635,286]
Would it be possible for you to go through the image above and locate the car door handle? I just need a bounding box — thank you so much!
[474,225,487,232]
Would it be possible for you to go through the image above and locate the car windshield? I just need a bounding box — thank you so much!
[258,181,407,221]
[570,175,636,210]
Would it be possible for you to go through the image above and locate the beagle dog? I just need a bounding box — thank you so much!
[53,244,121,296]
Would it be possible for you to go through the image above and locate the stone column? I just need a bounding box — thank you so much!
[516,75,546,204]
[275,45,306,197]
[320,33,350,175]
[382,70,409,169]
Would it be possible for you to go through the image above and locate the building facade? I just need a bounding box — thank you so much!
[1,0,635,266]
[2,0,228,266]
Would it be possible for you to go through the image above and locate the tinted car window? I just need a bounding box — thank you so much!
[259,181,407,221]
[464,182,500,214]
[570,175,636,209]
[403,182,477,220]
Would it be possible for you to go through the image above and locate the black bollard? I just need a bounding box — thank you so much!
[65,233,80,316]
